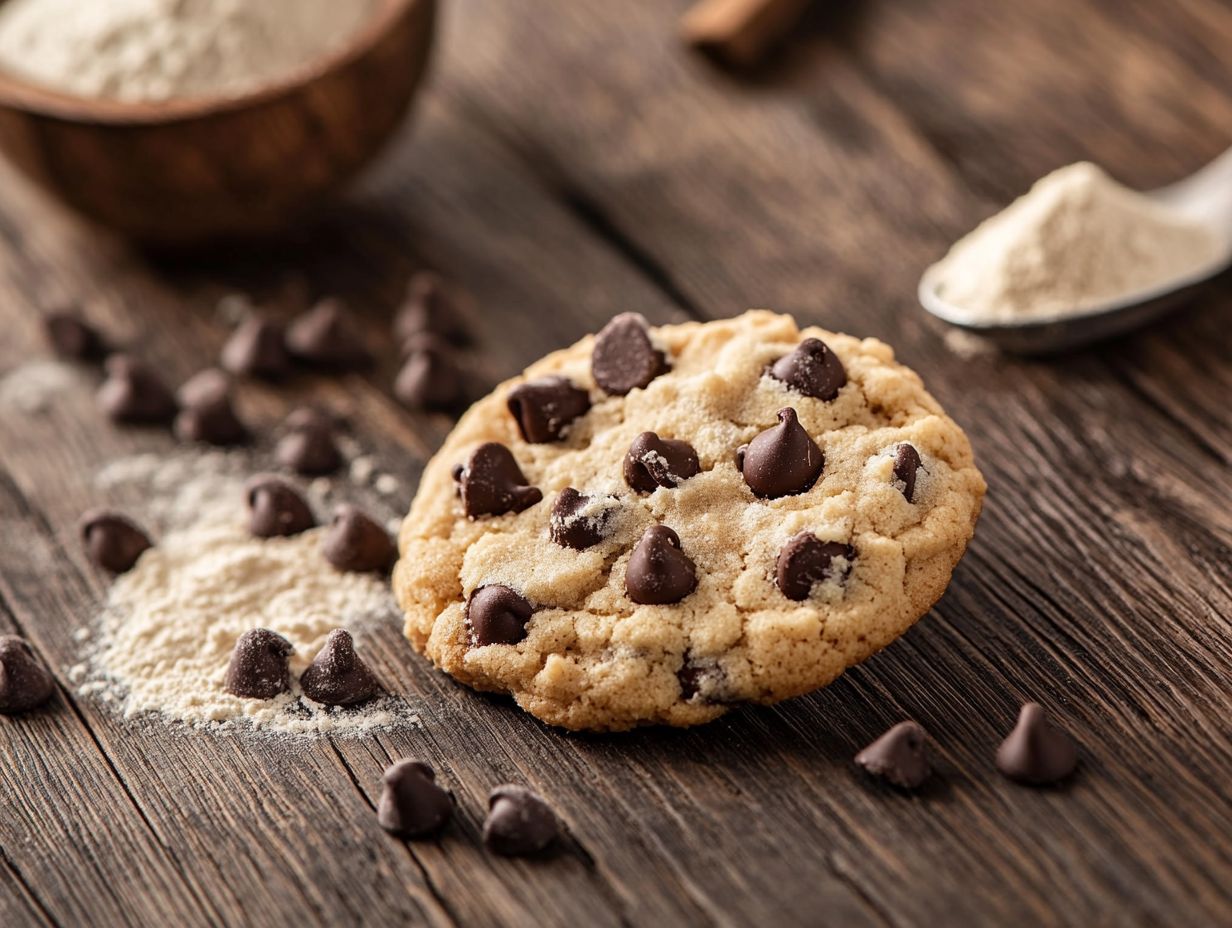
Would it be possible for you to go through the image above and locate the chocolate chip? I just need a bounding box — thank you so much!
[855,721,931,789]
[458,443,542,518]
[275,407,342,476]
[484,785,560,856]
[394,272,469,345]
[377,759,454,838]
[0,636,55,714]
[96,354,177,425]
[245,476,316,538]
[394,339,463,410]
[81,510,152,573]
[775,532,854,600]
[44,312,105,362]
[996,703,1079,785]
[740,407,823,498]
[549,488,612,550]
[626,525,697,605]
[322,505,395,573]
[174,369,249,446]
[892,443,922,503]
[623,432,700,492]
[466,585,534,646]
[299,628,381,706]
[770,337,846,400]
[591,312,667,395]
[507,376,591,443]
[285,298,371,368]
[220,316,292,379]
[224,628,293,699]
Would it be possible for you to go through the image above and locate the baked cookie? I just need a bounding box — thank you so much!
[394,311,985,731]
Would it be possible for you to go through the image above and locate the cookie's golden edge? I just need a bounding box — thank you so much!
[392,310,986,732]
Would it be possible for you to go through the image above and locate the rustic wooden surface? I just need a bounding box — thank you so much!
[1,1,1230,926]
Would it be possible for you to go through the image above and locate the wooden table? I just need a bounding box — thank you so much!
[2,1,1230,925]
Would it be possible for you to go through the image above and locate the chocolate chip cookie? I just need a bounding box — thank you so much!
[394,311,985,731]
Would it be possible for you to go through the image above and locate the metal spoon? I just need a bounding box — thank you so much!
[918,148,1232,354]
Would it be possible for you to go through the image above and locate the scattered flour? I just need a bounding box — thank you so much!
[0,0,378,102]
[81,449,417,736]
[930,162,1223,322]
[0,360,82,414]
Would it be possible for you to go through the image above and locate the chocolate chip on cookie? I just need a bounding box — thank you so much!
[591,312,667,395]
[221,316,292,380]
[775,533,855,600]
[549,488,613,550]
[855,721,931,789]
[739,408,823,498]
[996,703,1079,786]
[45,312,106,362]
[467,585,535,646]
[378,759,454,838]
[627,525,697,605]
[458,443,542,518]
[507,376,591,443]
[245,476,316,538]
[224,628,293,699]
[322,505,396,573]
[892,443,922,503]
[81,510,153,573]
[623,432,700,493]
[286,298,371,369]
[395,336,464,411]
[0,636,56,714]
[770,337,846,400]
[276,407,343,476]
[299,629,381,705]
[174,369,249,446]
[97,355,178,425]
[484,785,560,857]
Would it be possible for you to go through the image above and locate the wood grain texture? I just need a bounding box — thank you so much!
[1,0,1230,926]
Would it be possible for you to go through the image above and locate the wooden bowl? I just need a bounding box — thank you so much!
[0,0,436,245]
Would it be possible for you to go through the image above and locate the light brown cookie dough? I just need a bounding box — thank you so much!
[394,311,985,731]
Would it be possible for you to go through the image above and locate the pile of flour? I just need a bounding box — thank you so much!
[931,162,1222,322]
[72,450,417,736]
[0,0,377,102]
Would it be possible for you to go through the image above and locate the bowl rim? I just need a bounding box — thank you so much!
[0,0,422,126]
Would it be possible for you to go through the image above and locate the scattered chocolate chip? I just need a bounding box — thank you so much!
[275,408,343,476]
[322,505,395,573]
[626,525,697,605]
[855,721,931,789]
[458,443,542,518]
[299,629,381,706]
[996,703,1079,785]
[769,337,847,400]
[394,338,463,410]
[0,636,55,714]
[467,585,534,646]
[378,759,454,838]
[174,369,249,446]
[775,532,854,600]
[394,272,469,345]
[623,432,700,492]
[285,298,371,368]
[591,312,667,395]
[96,354,177,425]
[507,376,591,443]
[44,312,105,362]
[285,406,343,433]
[549,488,612,550]
[740,407,823,498]
[892,443,922,503]
[484,785,560,856]
[224,629,293,699]
[81,510,152,573]
[245,476,316,538]
[220,316,292,379]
